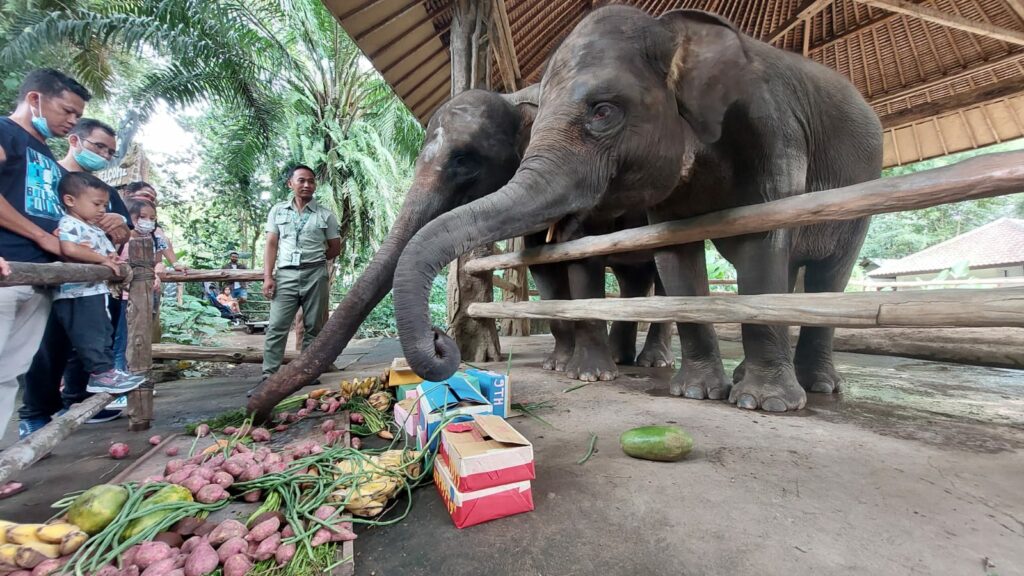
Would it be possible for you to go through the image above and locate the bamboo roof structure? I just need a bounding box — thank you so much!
[324,0,1024,167]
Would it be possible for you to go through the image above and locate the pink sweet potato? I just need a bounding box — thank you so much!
[122,545,140,567]
[94,567,119,576]
[349,412,364,424]
[305,398,317,411]
[238,463,264,482]
[222,426,237,435]
[331,528,357,542]
[140,557,176,576]
[310,444,324,455]
[195,484,229,504]
[164,459,186,475]
[320,420,336,433]
[180,537,204,555]
[30,558,65,576]
[166,571,185,576]
[202,453,226,468]
[221,457,247,478]
[108,442,130,459]
[222,554,252,576]
[310,528,332,547]
[134,541,173,569]
[314,505,337,520]
[285,412,300,423]
[253,533,280,561]
[212,471,234,488]
[216,537,248,564]
[173,517,205,537]
[148,435,162,446]
[281,524,295,538]
[264,461,287,474]
[245,517,280,542]
[183,542,218,576]
[275,542,296,566]
[195,424,210,438]
[207,520,247,546]
[192,466,215,481]
[242,489,262,503]
[296,408,310,418]
[180,476,209,495]
[274,424,288,432]
[250,427,271,443]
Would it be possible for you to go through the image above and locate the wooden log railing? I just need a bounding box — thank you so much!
[463,151,1024,274]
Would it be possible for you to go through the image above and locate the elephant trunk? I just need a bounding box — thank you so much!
[394,149,603,382]
[247,175,449,422]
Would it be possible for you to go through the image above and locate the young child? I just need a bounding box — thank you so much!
[55,172,146,394]
[112,198,166,371]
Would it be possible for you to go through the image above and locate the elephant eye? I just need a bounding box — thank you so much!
[592,103,613,120]
[587,102,622,135]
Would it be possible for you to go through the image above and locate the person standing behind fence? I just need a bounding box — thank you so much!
[0,69,89,439]
[222,251,248,304]
[252,165,339,394]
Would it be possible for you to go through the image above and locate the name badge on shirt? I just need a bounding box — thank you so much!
[290,252,301,267]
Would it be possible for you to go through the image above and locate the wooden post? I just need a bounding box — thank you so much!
[499,237,530,337]
[176,281,184,306]
[446,0,502,362]
[126,236,155,431]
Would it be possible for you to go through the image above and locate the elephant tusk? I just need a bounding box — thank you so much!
[546,223,557,243]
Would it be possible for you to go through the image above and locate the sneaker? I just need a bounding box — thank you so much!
[18,418,49,440]
[86,370,146,394]
[87,395,127,424]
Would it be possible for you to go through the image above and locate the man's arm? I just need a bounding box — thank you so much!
[98,188,131,245]
[0,196,61,256]
[324,212,341,260]
[263,232,279,299]
[325,237,341,261]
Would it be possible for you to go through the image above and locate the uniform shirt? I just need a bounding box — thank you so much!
[0,117,63,263]
[56,214,116,300]
[265,198,339,268]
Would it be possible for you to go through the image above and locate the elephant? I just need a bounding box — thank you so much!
[247,85,671,420]
[392,5,883,413]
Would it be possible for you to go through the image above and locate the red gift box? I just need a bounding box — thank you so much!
[438,416,535,492]
[434,458,533,528]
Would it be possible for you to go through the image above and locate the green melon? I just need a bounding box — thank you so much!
[620,425,694,462]
[67,484,129,535]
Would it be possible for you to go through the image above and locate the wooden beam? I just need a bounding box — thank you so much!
[850,0,1024,45]
[870,51,1024,107]
[764,0,834,43]
[0,261,126,287]
[159,269,264,282]
[463,151,1024,273]
[1004,0,1024,25]
[467,288,1024,328]
[0,393,113,485]
[879,76,1024,127]
[810,10,903,54]
[152,344,298,364]
[491,274,518,292]
[490,0,520,90]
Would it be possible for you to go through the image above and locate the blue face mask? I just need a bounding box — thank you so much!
[75,147,109,172]
[30,100,53,140]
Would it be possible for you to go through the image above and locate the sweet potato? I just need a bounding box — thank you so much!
[310,528,332,547]
[320,420,336,433]
[331,528,357,542]
[264,461,287,474]
[238,463,264,482]
[274,424,288,432]
[207,520,247,546]
[164,459,186,475]
[216,537,248,564]
[253,533,280,561]
[211,471,233,488]
[254,447,271,462]
[141,475,163,485]
[173,554,187,568]
[148,435,162,446]
[193,522,215,537]
[349,412,364,424]
[285,412,300,423]
[310,444,324,455]
[275,542,296,566]
[222,554,252,576]
[221,457,247,478]
[195,424,210,438]
[134,542,173,570]
[140,557,176,576]
[195,484,229,504]
[166,468,196,485]
[109,443,130,459]
[165,446,180,457]
[296,408,310,418]
[245,517,280,543]
[180,476,210,495]
[314,505,337,520]
[30,558,65,576]
[202,453,226,468]
[183,542,217,576]
[94,566,119,576]
[248,511,284,530]
[191,467,214,482]
[242,489,262,503]
[250,428,271,443]
[305,398,317,411]
[122,545,140,567]
[154,532,184,549]
[166,571,184,576]
[180,537,204,555]
[173,518,205,537]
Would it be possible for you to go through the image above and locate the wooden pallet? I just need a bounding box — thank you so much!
[112,414,355,576]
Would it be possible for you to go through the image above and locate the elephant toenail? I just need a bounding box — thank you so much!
[762,397,788,412]
[683,386,706,400]
[810,381,833,394]
[707,386,730,400]
[736,394,757,410]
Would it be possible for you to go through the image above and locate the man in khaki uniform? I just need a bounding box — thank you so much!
[260,165,340,379]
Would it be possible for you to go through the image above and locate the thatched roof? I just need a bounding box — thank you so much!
[325,0,1024,167]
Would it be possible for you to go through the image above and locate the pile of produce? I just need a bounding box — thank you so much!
[0,520,89,573]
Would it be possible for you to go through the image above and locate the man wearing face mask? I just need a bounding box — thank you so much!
[0,69,90,444]
[18,118,133,434]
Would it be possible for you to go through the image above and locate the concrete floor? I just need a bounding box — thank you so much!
[2,334,1022,576]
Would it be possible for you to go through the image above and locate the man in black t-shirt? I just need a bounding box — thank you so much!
[0,69,91,439]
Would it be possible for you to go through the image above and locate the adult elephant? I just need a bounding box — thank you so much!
[247,86,671,420]
[393,6,882,412]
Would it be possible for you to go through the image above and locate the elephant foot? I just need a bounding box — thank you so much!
[608,324,637,366]
[732,359,746,384]
[795,359,844,394]
[565,345,618,382]
[542,347,572,372]
[729,363,806,413]
[636,341,674,368]
[669,361,730,400]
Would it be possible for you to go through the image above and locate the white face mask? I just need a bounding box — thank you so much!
[136,218,156,234]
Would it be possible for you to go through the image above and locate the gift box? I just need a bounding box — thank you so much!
[438,416,534,492]
[434,456,534,529]
[393,392,420,439]
[387,357,424,387]
[416,375,492,451]
[463,368,510,418]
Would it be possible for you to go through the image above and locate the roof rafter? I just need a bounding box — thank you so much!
[764,0,835,43]
[850,0,1024,45]
[879,75,1024,126]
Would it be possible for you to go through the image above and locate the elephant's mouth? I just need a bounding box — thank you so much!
[545,214,585,243]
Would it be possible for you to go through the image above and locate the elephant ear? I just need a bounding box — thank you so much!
[658,10,761,144]
[502,85,539,157]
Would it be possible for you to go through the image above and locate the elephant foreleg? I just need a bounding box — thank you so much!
[719,232,806,412]
[525,233,573,371]
[564,257,618,382]
[653,241,729,399]
[636,271,674,368]
[794,251,860,394]
[608,265,645,365]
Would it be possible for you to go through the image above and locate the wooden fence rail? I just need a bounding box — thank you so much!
[464,151,1024,273]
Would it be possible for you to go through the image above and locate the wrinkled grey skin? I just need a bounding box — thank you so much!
[393,6,882,412]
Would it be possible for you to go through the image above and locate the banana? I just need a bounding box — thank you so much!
[0,543,18,566]
[15,541,61,568]
[35,523,80,544]
[58,530,89,556]
[5,524,45,545]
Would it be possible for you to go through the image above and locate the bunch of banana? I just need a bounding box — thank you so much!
[339,377,382,398]
[0,521,88,568]
[367,391,391,412]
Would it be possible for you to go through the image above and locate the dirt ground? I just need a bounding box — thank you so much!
[2,333,1022,576]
